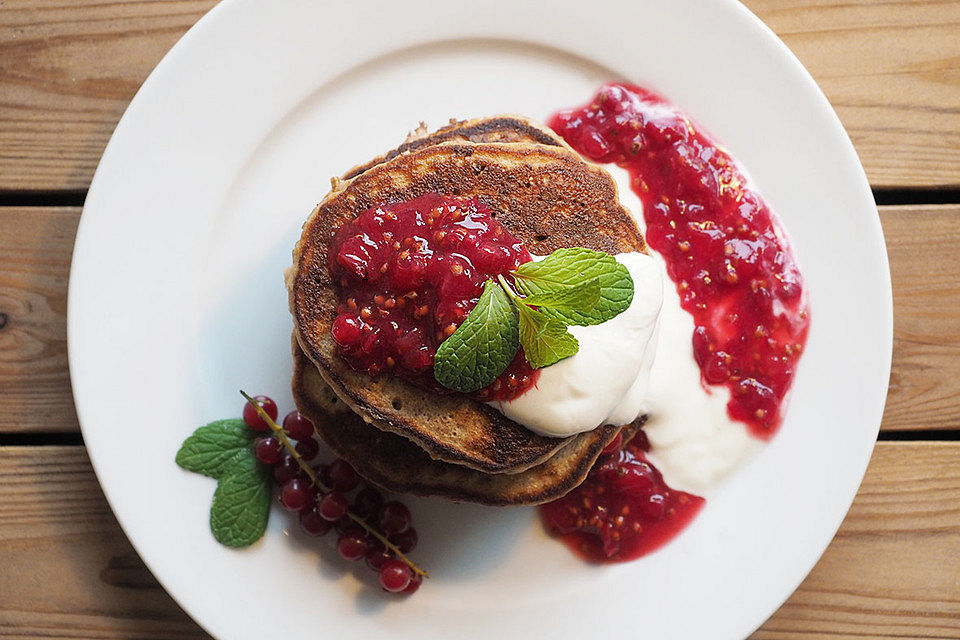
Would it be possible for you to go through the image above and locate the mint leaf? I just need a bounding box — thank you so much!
[516,303,579,369]
[175,419,255,478]
[521,278,600,312]
[513,248,634,326]
[434,279,519,393]
[210,449,272,548]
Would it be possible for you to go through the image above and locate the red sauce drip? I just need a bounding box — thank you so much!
[549,83,810,438]
[541,432,705,562]
[328,193,538,401]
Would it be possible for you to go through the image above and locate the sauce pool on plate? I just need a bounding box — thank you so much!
[541,82,810,560]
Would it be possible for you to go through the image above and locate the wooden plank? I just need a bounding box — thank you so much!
[0,446,208,639]
[881,206,960,431]
[0,207,79,434]
[0,443,956,638]
[2,204,956,434]
[1,0,959,191]
[745,0,960,189]
[752,442,960,638]
[0,0,218,192]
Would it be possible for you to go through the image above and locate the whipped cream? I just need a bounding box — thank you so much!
[641,272,764,496]
[488,252,663,438]
[606,167,762,496]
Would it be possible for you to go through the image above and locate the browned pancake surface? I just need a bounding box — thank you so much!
[291,139,645,474]
[292,343,640,505]
[342,115,564,180]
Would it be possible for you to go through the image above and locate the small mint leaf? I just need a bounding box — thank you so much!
[175,419,255,478]
[513,248,634,326]
[210,449,271,548]
[521,278,600,311]
[434,279,519,393]
[516,303,579,369]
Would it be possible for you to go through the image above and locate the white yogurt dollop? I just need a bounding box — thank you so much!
[606,166,762,496]
[641,276,764,496]
[488,252,662,438]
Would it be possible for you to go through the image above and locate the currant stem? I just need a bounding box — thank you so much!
[239,390,429,578]
[240,390,323,488]
[344,512,428,578]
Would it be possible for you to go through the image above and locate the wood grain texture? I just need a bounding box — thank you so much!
[745,0,960,188]
[2,204,956,434]
[882,206,960,432]
[0,207,79,434]
[0,0,959,191]
[0,443,956,638]
[0,0,218,192]
[0,446,207,639]
[752,442,960,639]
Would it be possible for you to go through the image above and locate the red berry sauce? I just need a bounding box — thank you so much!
[541,432,704,562]
[541,83,811,562]
[549,83,810,438]
[328,193,538,401]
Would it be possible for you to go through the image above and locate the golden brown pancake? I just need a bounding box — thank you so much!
[290,140,646,474]
[342,115,564,180]
[292,342,641,505]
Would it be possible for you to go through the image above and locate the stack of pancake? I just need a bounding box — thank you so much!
[288,116,648,505]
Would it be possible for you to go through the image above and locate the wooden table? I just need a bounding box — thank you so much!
[2,1,959,637]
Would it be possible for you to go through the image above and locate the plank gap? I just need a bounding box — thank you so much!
[0,190,87,207]
[874,187,960,206]
[0,433,84,446]
[877,429,960,442]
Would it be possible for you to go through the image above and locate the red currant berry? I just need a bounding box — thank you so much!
[331,313,363,347]
[379,502,411,535]
[316,463,332,486]
[389,527,418,554]
[282,411,314,441]
[633,430,651,452]
[378,559,412,593]
[299,506,332,536]
[280,478,312,512]
[544,506,578,534]
[327,459,359,492]
[273,455,299,484]
[610,463,656,496]
[334,516,353,535]
[337,529,371,561]
[254,437,282,465]
[242,395,277,431]
[317,492,348,522]
[402,572,422,594]
[352,487,384,519]
[640,493,667,520]
[295,437,320,462]
[364,540,393,570]
[600,432,623,457]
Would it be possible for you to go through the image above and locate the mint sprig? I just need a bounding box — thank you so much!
[210,448,272,547]
[515,299,580,369]
[432,248,634,393]
[176,418,270,548]
[513,248,633,326]
[520,277,600,312]
[434,279,519,393]
[175,419,256,478]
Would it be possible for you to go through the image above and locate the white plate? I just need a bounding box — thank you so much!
[68,1,891,638]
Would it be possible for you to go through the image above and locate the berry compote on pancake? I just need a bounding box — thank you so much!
[328,193,539,401]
